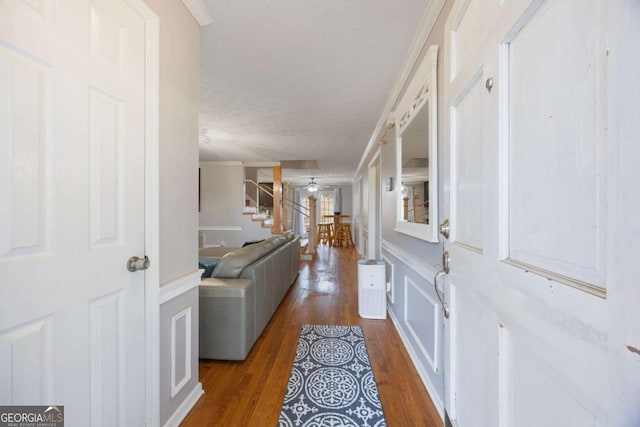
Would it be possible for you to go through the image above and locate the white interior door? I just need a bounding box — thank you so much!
[0,0,149,424]
[442,0,640,426]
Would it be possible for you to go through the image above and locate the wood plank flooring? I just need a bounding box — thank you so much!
[181,245,443,427]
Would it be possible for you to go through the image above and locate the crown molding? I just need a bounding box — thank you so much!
[354,0,446,179]
[181,0,213,26]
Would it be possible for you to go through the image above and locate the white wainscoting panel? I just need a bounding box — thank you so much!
[382,255,394,304]
[388,308,444,418]
[170,307,191,398]
[380,240,438,281]
[503,0,605,293]
[404,276,439,372]
[381,240,443,417]
[0,315,54,404]
[90,291,124,427]
[0,45,52,260]
[159,270,200,305]
[89,87,124,249]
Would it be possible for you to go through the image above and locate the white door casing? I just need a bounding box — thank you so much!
[443,0,640,426]
[367,153,381,260]
[0,0,159,425]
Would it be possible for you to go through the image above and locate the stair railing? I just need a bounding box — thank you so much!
[244,179,311,233]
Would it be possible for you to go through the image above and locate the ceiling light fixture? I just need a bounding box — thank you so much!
[307,178,318,192]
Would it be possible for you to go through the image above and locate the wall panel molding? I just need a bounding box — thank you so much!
[382,255,395,304]
[404,275,440,372]
[381,239,438,281]
[159,270,200,305]
[388,308,444,418]
[170,307,191,398]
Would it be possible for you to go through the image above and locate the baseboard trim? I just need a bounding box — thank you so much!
[162,382,204,427]
[388,308,445,419]
[445,410,458,427]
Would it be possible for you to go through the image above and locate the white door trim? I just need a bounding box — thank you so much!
[367,149,381,259]
[123,0,160,425]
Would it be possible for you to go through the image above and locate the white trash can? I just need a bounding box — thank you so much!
[357,259,386,319]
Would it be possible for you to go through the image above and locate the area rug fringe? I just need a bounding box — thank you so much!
[277,324,387,427]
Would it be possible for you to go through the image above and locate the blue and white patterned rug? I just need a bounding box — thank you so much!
[277,324,387,427]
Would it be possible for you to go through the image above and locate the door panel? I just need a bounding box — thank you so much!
[0,44,52,259]
[443,0,622,425]
[509,341,601,427]
[89,88,126,248]
[504,0,606,292]
[449,0,489,81]
[450,286,498,427]
[0,0,148,424]
[451,70,485,252]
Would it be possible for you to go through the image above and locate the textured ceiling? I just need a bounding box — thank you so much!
[199,0,429,186]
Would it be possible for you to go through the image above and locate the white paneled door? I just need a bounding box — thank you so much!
[0,0,151,425]
[443,0,640,426]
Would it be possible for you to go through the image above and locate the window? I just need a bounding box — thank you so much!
[302,192,335,227]
[319,193,334,222]
[303,195,311,227]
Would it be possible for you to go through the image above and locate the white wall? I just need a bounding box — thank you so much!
[141,0,201,425]
[145,0,201,286]
[199,162,244,226]
[198,162,273,247]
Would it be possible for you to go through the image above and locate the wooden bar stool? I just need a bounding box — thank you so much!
[317,222,333,246]
[333,223,353,247]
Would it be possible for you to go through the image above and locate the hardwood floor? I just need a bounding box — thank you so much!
[181,245,443,427]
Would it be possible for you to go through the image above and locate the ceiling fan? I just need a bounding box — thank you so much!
[306,178,319,192]
[304,177,333,192]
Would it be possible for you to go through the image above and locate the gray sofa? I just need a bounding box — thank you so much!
[199,232,300,360]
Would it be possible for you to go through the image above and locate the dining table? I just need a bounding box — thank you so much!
[323,214,350,225]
